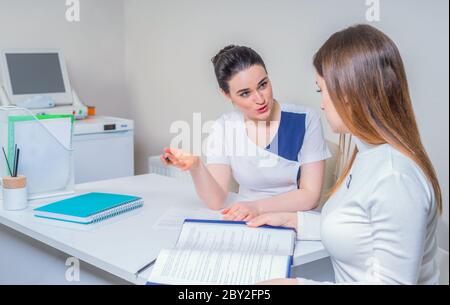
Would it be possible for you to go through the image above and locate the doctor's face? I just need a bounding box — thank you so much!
[223,65,275,122]
[315,73,349,134]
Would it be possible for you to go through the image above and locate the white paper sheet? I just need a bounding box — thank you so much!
[152,207,222,230]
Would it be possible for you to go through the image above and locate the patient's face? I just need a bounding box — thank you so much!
[316,74,349,134]
[224,65,275,122]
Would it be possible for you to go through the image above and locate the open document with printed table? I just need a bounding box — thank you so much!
[148,219,296,285]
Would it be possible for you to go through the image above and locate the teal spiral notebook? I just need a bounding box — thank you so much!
[33,192,144,224]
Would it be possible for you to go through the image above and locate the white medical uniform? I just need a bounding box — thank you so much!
[296,137,440,284]
[205,103,331,200]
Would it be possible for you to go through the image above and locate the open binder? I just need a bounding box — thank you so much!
[0,106,74,200]
[147,219,296,285]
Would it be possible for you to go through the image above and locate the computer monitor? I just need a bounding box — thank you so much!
[0,49,73,106]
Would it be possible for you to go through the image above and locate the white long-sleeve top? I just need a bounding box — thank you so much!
[296,138,439,285]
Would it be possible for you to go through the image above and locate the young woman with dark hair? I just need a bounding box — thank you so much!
[161,45,331,221]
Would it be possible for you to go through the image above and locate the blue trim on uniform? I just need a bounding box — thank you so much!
[266,111,307,162]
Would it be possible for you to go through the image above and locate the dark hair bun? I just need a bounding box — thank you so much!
[211,45,267,93]
[211,45,237,65]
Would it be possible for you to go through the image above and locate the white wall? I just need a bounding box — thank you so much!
[0,0,128,118]
[124,0,449,250]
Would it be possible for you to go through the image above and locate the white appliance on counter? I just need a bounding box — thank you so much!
[0,49,88,119]
[73,116,134,183]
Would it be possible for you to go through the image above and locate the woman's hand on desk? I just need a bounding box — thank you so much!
[221,201,259,221]
[246,212,298,230]
[160,148,200,171]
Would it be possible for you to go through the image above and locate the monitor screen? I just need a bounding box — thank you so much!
[5,53,66,95]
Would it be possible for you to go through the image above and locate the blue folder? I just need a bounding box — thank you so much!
[146,218,295,285]
[182,219,294,277]
[33,192,143,224]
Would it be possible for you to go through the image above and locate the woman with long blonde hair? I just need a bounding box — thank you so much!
[248,24,442,285]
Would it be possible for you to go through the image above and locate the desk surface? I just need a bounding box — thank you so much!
[0,174,328,284]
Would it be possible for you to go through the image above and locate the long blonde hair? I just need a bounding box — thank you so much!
[313,24,442,214]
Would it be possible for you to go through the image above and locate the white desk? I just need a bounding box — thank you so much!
[0,174,329,284]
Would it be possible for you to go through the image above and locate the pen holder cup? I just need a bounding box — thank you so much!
[2,175,28,211]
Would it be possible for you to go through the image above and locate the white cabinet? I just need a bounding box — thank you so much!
[73,116,134,184]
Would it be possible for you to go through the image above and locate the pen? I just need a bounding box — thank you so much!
[13,144,17,177]
[135,258,157,276]
[14,148,20,178]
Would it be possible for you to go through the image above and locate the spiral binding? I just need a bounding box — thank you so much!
[90,199,144,224]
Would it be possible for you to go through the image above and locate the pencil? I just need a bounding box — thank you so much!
[2,146,13,177]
